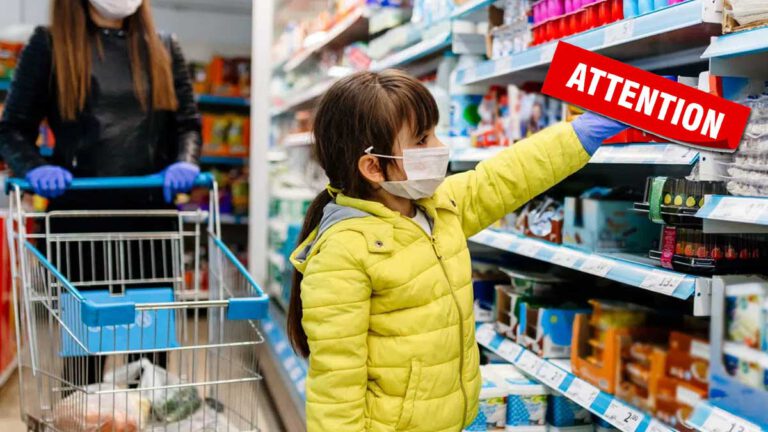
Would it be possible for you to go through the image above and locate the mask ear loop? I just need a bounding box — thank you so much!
[364,146,403,159]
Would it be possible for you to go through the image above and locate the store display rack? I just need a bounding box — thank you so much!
[469,229,711,314]
[451,143,700,171]
[451,0,496,20]
[687,400,763,432]
[199,155,247,166]
[453,0,720,86]
[702,26,768,60]
[475,323,676,432]
[696,195,768,231]
[283,7,368,74]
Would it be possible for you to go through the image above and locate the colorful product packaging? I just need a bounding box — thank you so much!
[563,197,658,253]
[465,365,511,432]
[519,303,589,358]
[725,282,767,349]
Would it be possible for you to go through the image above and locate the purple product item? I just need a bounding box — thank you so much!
[549,0,565,16]
[564,0,574,13]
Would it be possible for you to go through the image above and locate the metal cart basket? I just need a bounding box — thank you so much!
[6,174,269,432]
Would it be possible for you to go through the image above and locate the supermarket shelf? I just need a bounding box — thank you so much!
[696,195,768,232]
[370,30,453,71]
[702,26,768,59]
[450,143,699,171]
[269,251,286,272]
[475,323,676,432]
[0,79,10,91]
[455,0,719,86]
[263,304,307,403]
[451,0,495,20]
[283,7,368,73]
[220,214,249,225]
[271,78,335,116]
[196,94,250,107]
[469,229,700,301]
[283,131,313,147]
[261,303,306,427]
[200,155,247,166]
[687,400,763,432]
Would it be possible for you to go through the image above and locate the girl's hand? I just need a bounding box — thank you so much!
[572,111,628,155]
[162,162,200,203]
[25,165,73,199]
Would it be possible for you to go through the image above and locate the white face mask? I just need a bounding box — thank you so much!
[365,146,450,200]
[89,0,143,21]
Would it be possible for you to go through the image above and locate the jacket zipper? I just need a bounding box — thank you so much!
[403,211,469,430]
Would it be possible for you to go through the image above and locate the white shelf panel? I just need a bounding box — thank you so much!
[283,8,368,73]
[696,196,768,231]
[702,26,768,59]
[451,0,495,20]
[455,0,719,86]
[449,143,699,170]
[371,31,452,71]
[271,79,336,117]
[687,401,763,432]
[263,304,308,404]
[283,132,313,147]
[469,229,699,300]
[475,323,676,432]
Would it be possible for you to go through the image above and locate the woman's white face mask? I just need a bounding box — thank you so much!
[365,146,450,200]
[89,0,143,21]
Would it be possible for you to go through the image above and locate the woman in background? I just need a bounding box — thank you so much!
[0,0,202,383]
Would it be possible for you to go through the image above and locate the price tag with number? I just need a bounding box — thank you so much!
[565,378,600,408]
[516,350,542,375]
[497,339,523,361]
[708,197,768,224]
[551,249,581,268]
[603,20,634,46]
[604,400,643,432]
[580,256,614,277]
[639,270,685,295]
[476,325,496,346]
[702,406,762,432]
[516,240,542,257]
[537,362,567,388]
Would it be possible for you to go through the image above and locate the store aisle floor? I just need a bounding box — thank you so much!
[0,374,24,432]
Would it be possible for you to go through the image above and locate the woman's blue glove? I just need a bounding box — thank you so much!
[162,162,200,203]
[25,165,73,198]
[571,111,629,156]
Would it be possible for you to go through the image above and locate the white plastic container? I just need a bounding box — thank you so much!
[465,365,509,431]
[492,365,549,431]
[435,52,458,136]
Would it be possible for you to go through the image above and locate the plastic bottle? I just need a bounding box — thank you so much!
[653,0,669,9]
[638,0,653,14]
[623,0,639,17]
[435,52,457,136]
[448,55,487,143]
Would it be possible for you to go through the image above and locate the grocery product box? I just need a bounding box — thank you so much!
[563,197,658,253]
[519,303,588,358]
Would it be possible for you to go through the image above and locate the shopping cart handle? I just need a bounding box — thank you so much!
[5,173,215,194]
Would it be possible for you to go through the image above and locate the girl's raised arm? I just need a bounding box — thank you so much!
[301,232,372,431]
[440,115,625,238]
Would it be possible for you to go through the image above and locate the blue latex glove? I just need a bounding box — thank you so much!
[162,162,200,203]
[571,111,629,156]
[25,165,73,198]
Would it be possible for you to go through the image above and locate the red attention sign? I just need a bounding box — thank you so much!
[542,42,751,152]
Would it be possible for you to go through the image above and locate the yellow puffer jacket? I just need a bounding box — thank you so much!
[290,123,590,432]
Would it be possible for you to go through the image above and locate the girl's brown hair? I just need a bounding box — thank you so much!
[51,0,178,121]
[287,70,438,357]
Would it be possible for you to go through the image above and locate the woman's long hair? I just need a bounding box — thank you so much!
[50,0,178,120]
[286,70,439,357]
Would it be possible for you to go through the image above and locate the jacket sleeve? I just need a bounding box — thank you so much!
[441,122,591,238]
[0,27,51,176]
[301,234,371,432]
[168,34,201,165]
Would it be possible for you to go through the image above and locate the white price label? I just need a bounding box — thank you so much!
[702,407,762,432]
[497,339,523,360]
[551,249,581,268]
[491,234,516,251]
[580,256,614,277]
[565,378,600,408]
[540,43,557,63]
[708,197,768,224]
[537,362,567,388]
[604,400,643,432]
[516,350,542,375]
[604,20,634,46]
[516,240,542,257]
[639,270,684,295]
[476,325,496,346]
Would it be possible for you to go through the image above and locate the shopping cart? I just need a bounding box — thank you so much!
[5,174,269,432]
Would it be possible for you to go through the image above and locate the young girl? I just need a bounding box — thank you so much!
[288,70,625,432]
